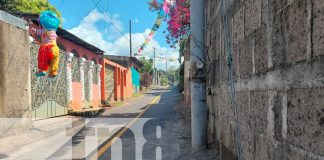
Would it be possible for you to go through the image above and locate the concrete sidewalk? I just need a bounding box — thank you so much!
[0,116,85,160]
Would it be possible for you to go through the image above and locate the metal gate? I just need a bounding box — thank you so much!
[30,43,68,120]
[104,65,114,104]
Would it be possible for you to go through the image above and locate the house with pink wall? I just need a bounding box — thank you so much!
[15,13,106,117]
[12,12,142,118]
[102,55,143,98]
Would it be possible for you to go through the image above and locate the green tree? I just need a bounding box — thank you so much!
[0,0,16,11]
[139,57,153,74]
[167,66,178,85]
[160,73,168,86]
[0,0,62,19]
[178,63,184,91]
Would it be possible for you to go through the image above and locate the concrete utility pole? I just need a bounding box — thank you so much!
[129,20,132,67]
[190,0,207,151]
[153,47,156,86]
[129,20,132,57]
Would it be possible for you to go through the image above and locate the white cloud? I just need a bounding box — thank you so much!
[68,9,179,70]
[69,9,114,53]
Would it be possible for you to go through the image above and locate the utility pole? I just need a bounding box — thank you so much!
[173,71,176,86]
[158,71,160,86]
[190,0,207,151]
[153,47,156,86]
[129,20,132,67]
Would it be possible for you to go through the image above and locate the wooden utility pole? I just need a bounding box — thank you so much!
[153,47,156,86]
[129,20,132,67]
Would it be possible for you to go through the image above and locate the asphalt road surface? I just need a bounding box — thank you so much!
[98,87,185,160]
[49,87,188,160]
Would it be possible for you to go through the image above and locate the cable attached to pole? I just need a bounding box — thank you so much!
[221,0,243,160]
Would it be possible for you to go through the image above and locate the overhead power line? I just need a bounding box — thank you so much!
[90,0,143,54]
[90,0,128,40]
[68,0,102,29]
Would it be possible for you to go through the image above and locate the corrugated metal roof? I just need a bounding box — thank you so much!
[10,12,105,55]
[103,55,143,68]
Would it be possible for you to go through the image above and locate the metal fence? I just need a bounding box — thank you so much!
[30,43,68,120]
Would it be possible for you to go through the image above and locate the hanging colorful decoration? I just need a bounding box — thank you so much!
[30,10,61,78]
[147,0,190,48]
[134,0,173,56]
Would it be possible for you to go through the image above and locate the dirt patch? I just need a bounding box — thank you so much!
[176,96,221,160]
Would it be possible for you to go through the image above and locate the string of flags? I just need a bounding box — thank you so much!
[134,0,173,56]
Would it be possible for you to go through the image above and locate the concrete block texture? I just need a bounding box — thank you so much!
[233,7,244,48]
[239,127,254,160]
[244,0,262,36]
[237,91,250,129]
[313,0,324,57]
[205,0,324,159]
[250,91,268,135]
[238,38,253,79]
[254,27,268,75]
[0,19,32,137]
[254,134,274,160]
[219,117,237,160]
[287,88,324,156]
[271,10,287,67]
[286,0,309,64]
[271,0,310,65]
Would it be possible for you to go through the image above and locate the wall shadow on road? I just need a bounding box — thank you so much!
[143,87,175,97]
[143,92,161,97]
[99,113,140,119]
[149,88,166,91]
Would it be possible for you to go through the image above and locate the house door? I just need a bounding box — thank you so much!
[104,65,114,104]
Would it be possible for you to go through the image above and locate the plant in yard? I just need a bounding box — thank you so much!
[165,0,190,48]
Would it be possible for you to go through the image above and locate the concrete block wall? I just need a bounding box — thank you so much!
[205,0,324,159]
[0,11,32,137]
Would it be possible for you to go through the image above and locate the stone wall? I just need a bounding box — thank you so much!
[0,11,32,137]
[205,0,324,159]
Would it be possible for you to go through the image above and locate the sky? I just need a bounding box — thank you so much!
[49,0,179,70]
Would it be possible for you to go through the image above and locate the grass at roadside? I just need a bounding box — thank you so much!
[111,101,124,107]
[110,92,144,108]
[132,93,143,98]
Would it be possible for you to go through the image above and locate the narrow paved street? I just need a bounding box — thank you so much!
[98,87,187,160]
[2,0,323,159]
[49,87,197,160]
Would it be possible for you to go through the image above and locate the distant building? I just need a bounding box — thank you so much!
[103,55,143,70]
[102,55,143,96]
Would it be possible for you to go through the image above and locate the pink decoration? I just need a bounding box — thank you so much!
[162,1,170,14]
